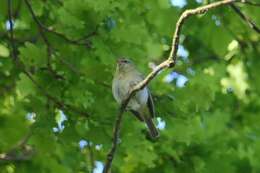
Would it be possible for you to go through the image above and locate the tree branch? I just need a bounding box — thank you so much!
[0,150,33,162]
[87,144,95,173]
[7,0,90,119]
[241,1,260,7]
[230,4,260,33]
[0,130,33,162]
[25,70,90,115]
[24,0,97,78]
[102,0,244,172]
[7,0,17,61]
[21,69,91,119]
[24,0,57,71]
[24,0,95,47]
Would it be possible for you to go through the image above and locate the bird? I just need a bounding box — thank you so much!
[112,58,159,139]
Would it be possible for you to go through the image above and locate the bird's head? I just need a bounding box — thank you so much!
[116,58,135,73]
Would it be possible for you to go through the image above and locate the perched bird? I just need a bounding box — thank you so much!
[112,58,159,139]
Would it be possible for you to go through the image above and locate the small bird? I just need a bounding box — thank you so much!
[112,58,159,139]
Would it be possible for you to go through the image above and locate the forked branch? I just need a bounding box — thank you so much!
[7,0,91,119]
[24,0,96,47]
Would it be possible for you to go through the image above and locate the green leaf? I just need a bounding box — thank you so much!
[19,42,47,67]
[16,73,36,98]
[0,44,10,57]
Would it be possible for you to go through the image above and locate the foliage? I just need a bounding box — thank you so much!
[0,0,260,173]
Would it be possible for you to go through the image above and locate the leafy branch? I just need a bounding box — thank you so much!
[24,0,96,47]
[23,0,106,89]
[102,0,256,172]
[7,0,90,119]
[8,0,112,132]
[23,0,97,75]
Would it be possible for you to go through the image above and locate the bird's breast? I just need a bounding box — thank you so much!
[123,78,148,108]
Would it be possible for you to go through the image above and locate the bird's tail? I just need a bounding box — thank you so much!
[143,116,159,139]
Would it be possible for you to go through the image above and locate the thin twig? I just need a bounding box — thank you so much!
[0,150,33,161]
[23,71,90,117]
[241,1,260,7]
[10,131,33,151]
[24,0,95,76]
[87,144,95,173]
[0,130,33,162]
[168,0,239,66]
[24,0,95,47]
[24,0,55,68]
[7,0,17,61]
[14,0,22,18]
[102,0,243,172]
[7,0,90,119]
[230,4,260,33]
[24,0,50,46]
[23,0,90,112]
[4,6,102,120]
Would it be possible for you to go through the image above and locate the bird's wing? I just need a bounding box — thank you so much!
[147,91,155,118]
[112,77,122,103]
[129,72,155,118]
[130,110,144,122]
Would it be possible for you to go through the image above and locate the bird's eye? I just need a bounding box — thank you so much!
[117,58,131,64]
[122,60,129,63]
